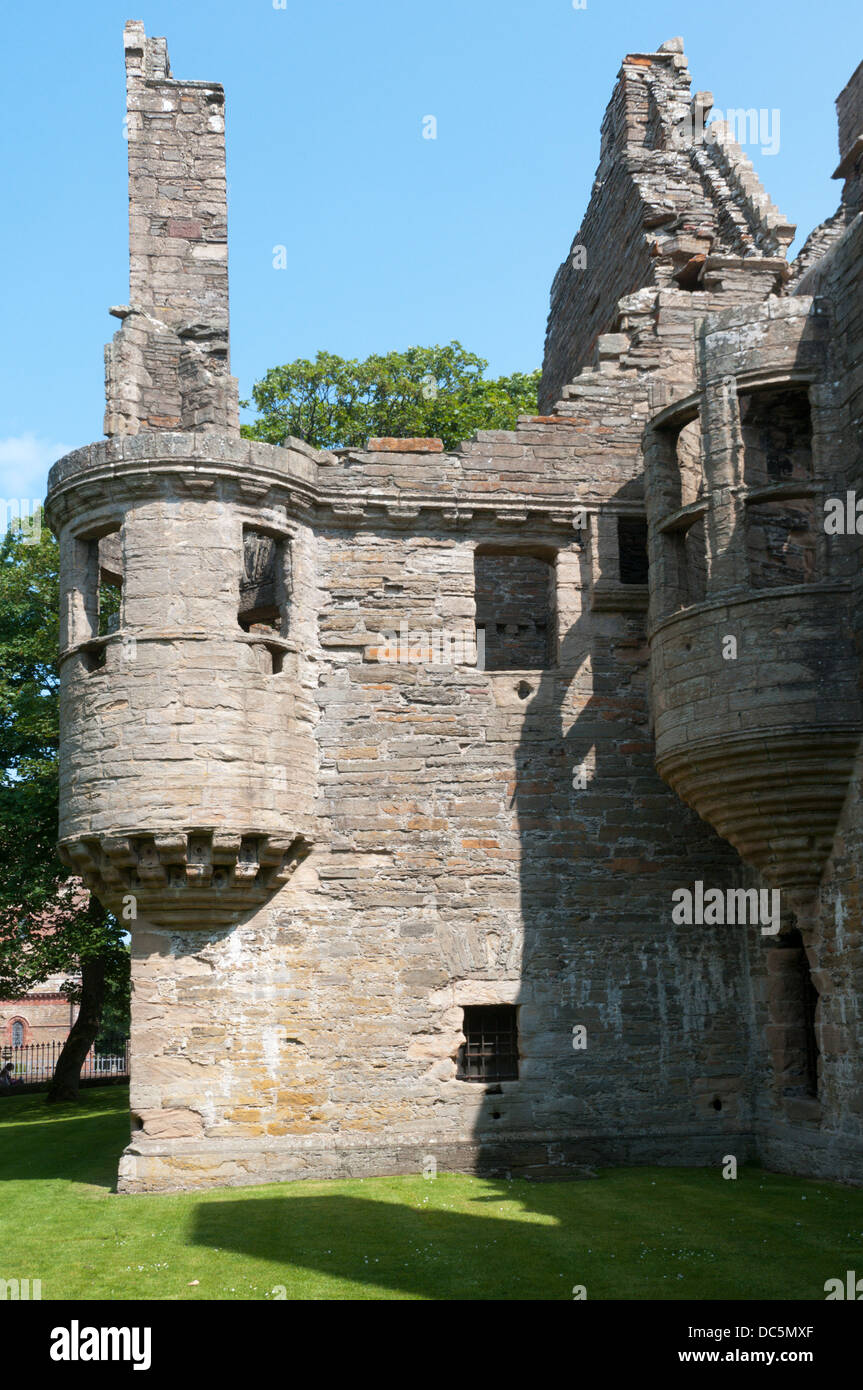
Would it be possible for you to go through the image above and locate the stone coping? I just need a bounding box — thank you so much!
[44,433,604,532]
[46,430,326,496]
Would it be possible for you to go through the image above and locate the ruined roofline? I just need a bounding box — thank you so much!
[537,36,797,413]
[124,20,226,93]
[699,119,795,248]
[785,55,863,293]
[600,37,795,253]
[123,19,171,83]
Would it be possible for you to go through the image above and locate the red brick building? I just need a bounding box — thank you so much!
[0,975,78,1049]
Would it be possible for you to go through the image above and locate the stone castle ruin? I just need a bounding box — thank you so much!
[45,25,863,1190]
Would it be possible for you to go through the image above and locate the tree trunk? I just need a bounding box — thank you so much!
[46,954,108,1103]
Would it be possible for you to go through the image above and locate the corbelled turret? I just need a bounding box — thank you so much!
[45,24,317,931]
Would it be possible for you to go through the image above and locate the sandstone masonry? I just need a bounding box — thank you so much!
[45,27,863,1190]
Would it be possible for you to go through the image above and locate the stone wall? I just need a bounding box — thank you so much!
[757,200,863,1179]
[644,167,863,1181]
[117,498,760,1188]
[46,26,863,1190]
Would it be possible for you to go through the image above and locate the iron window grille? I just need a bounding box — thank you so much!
[457,1005,519,1082]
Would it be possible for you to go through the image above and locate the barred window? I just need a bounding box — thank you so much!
[457,1005,519,1082]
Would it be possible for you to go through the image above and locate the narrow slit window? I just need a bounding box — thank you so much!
[238,528,291,674]
[799,942,820,1100]
[668,515,707,609]
[675,416,704,508]
[67,528,122,672]
[97,532,123,636]
[773,929,820,1101]
[617,517,649,584]
[68,529,122,647]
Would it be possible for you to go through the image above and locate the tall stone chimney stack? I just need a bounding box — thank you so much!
[104,20,239,436]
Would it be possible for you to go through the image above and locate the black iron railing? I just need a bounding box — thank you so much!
[0,1039,129,1085]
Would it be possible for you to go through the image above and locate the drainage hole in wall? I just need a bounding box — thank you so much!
[516,680,533,700]
[712,1096,723,1111]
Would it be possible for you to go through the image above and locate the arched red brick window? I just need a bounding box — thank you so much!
[9,1018,27,1047]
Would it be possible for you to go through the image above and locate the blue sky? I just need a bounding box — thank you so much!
[1,0,861,503]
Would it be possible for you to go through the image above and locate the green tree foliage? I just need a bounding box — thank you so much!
[94,941,131,1053]
[0,514,129,1100]
[241,342,540,452]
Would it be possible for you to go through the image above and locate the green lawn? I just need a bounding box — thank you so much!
[1,1088,861,1300]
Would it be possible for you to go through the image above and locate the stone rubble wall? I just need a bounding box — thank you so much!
[644,210,863,1179]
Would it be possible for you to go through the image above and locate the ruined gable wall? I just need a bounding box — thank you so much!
[540,41,795,414]
[836,59,863,183]
[539,51,691,413]
[789,63,863,290]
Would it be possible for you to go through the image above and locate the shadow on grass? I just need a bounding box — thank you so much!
[192,1185,574,1300]
[0,1087,129,1191]
[189,1167,860,1301]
